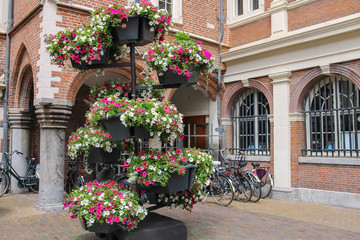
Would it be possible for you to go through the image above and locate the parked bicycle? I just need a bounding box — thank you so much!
[0,150,40,196]
[65,160,85,194]
[202,160,234,206]
[251,162,273,198]
[224,161,253,202]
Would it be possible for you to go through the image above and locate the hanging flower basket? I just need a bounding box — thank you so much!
[137,164,198,194]
[112,15,154,46]
[71,47,110,70]
[158,65,200,85]
[87,147,121,164]
[100,114,151,141]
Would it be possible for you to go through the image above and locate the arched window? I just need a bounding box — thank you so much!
[303,75,360,157]
[231,88,270,155]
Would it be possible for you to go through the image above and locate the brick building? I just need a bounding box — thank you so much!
[221,0,360,209]
[0,0,359,210]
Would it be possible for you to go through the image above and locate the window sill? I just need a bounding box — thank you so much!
[298,156,360,166]
[225,155,270,162]
[227,11,269,29]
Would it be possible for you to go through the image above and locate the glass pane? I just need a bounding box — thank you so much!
[236,0,243,16]
[252,0,259,10]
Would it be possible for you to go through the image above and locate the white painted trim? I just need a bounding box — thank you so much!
[225,155,270,162]
[287,0,317,10]
[227,0,267,28]
[289,113,303,122]
[298,157,360,166]
[181,110,209,117]
[37,0,63,99]
[221,118,232,126]
[150,0,182,25]
[55,1,92,12]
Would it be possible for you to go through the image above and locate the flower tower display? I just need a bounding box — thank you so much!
[49,1,217,238]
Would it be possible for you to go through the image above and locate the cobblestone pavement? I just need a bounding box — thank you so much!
[0,193,360,240]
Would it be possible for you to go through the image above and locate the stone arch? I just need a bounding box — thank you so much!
[289,64,360,113]
[221,79,273,118]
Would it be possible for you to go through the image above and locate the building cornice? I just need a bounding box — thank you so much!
[222,13,360,63]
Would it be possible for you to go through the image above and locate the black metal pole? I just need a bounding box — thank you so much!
[129,42,140,155]
[2,0,14,162]
[217,0,224,163]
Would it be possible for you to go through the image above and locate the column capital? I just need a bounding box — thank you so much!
[8,108,34,129]
[35,99,74,129]
[269,71,292,84]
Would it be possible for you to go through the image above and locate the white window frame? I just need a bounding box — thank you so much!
[227,0,265,27]
[150,0,182,25]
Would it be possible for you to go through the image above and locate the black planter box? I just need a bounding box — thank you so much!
[100,114,151,141]
[158,65,200,86]
[138,165,198,196]
[81,219,121,234]
[112,15,154,46]
[87,147,120,164]
[71,48,110,70]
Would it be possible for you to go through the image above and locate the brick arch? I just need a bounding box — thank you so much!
[16,66,34,109]
[330,63,360,89]
[64,57,152,102]
[10,43,34,109]
[221,79,273,118]
[289,65,360,113]
[164,74,221,102]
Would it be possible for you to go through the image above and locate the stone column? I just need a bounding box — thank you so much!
[269,72,292,189]
[8,109,33,194]
[35,99,73,211]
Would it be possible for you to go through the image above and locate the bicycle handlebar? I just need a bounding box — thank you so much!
[4,150,23,157]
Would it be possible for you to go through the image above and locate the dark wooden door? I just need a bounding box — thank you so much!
[183,115,207,149]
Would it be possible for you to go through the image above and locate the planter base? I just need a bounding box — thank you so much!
[93,212,187,240]
[100,114,151,141]
[158,65,200,86]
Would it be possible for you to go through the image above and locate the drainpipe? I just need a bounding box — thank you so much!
[2,0,14,161]
[217,0,224,162]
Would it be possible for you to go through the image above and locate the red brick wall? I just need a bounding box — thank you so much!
[13,0,39,27]
[299,164,360,194]
[230,17,271,47]
[288,0,360,32]
[0,34,5,70]
[8,9,41,107]
[290,121,304,188]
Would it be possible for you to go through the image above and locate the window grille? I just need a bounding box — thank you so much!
[302,75,360,157]
[231,88,270,155]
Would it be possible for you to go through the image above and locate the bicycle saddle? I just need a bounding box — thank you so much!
[251,163,260,168]
[26,157,36,162]
[68,161,77,167]
[238,162,247,168]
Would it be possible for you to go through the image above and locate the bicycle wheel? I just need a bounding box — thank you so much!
[66,172,84,194]
[246,172,261,203]
[27,169,39,193]
[234,173,252,202]
[210,174,234,206]
[0,171,10,197]
[259,170,273,198]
